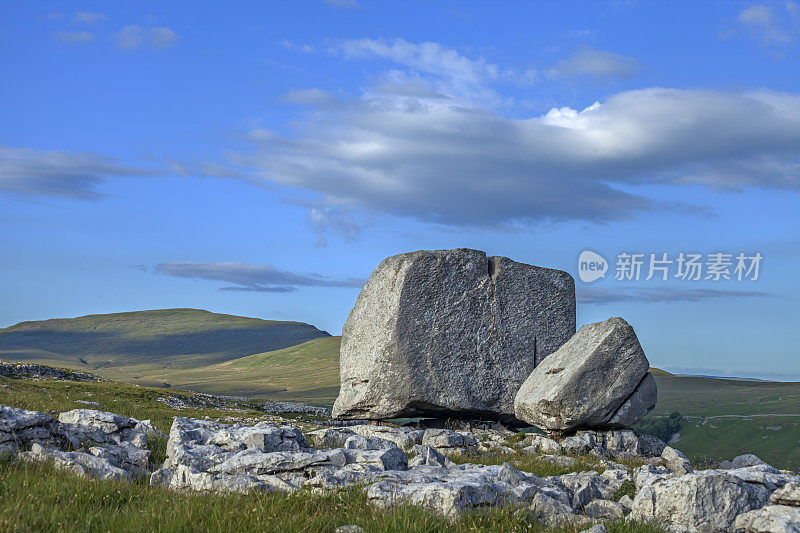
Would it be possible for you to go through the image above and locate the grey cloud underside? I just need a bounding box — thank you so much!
[577,286,772,304]
[0,146,151,199]
[153,262,365,292]
[243,88,800,227]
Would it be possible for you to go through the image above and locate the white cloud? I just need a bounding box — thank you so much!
[334,38,502,85]
[325,38,536,109]
[115,25,178,50]
[54,31,94,44]
[0,146,152,199]
[738,2,800,45]
[75,11,107,24]
[279,40,315,53]
[237,86,800,229]
[548,46,640,80]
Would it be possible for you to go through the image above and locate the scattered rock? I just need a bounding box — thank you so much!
[630,471,770,531]
[26,442,129,480]
[661,445,693,476]
[0,361,103,382]
[333,248,575,421]
[720,453,768,470]
[514,317,655,433]
[584,498,626,518]
[771,482,800,506]
[734,505,800,533]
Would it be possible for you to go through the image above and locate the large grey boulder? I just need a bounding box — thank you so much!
[332,248,575,421]
[514,317,656,433]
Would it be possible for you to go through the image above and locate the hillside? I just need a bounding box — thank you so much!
[639,374,800,468]
[151,336,342,403]
[0,309,330,384]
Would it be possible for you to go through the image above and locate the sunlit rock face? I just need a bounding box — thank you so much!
[332,248,575,422]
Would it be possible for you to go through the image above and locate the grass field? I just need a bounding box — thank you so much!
[639,375,800,469]
[0,459,668,533]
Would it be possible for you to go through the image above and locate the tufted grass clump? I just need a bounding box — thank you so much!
[0,459,670,533]
[447,451,605,477]
[612,479,637,501]
[503,432,527,447]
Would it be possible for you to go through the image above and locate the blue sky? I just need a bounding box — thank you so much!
[1,1,798,379]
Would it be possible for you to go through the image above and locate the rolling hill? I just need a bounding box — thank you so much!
[151,336,342,402]
[0,308,330,385]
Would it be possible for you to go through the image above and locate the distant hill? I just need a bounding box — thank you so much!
[649,367,675,377]
[0,309,330,384]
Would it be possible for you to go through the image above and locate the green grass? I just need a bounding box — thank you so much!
[447,452,606,478]
[637,375,800,469]
[0,375,269,435]
[0,459,668,533]
[151,336,342,403]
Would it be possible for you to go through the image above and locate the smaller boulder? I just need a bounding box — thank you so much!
[514,318,656,433]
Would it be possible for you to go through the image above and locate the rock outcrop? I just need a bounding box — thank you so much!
[514,317,656,433]
[332,248,575,421]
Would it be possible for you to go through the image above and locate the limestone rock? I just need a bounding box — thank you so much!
[771,482,800,506]
[630,471,770,531]
[421,429,477,450]
[584,499,626,519]
[349,425,424,449]
[661,446,693,477]
[734,505,800,533]
[332,248,575,421]
[407,445,454,468]
[28,443,129,480]
[343,434,397,450]
[514,317,655,432]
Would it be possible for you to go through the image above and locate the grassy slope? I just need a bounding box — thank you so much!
[0,308,329,387]
[153,336,342,403]
[645,375,800,469]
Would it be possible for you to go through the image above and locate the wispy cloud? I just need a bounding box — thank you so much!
[0,146,154,199]
[152,262,365,292]
[577,286,772,304]
[115,25,178,50]
[547,46,640,80]
[738,2,800,46]
[54,31,94,44]
[75,11,107,24]
[324,0,359,8]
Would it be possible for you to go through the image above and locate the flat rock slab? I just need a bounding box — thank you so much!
[514,317,655,433]
[333,248,575,421]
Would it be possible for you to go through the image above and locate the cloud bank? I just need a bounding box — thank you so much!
[240,82,800,230]
[152,262,365,292]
